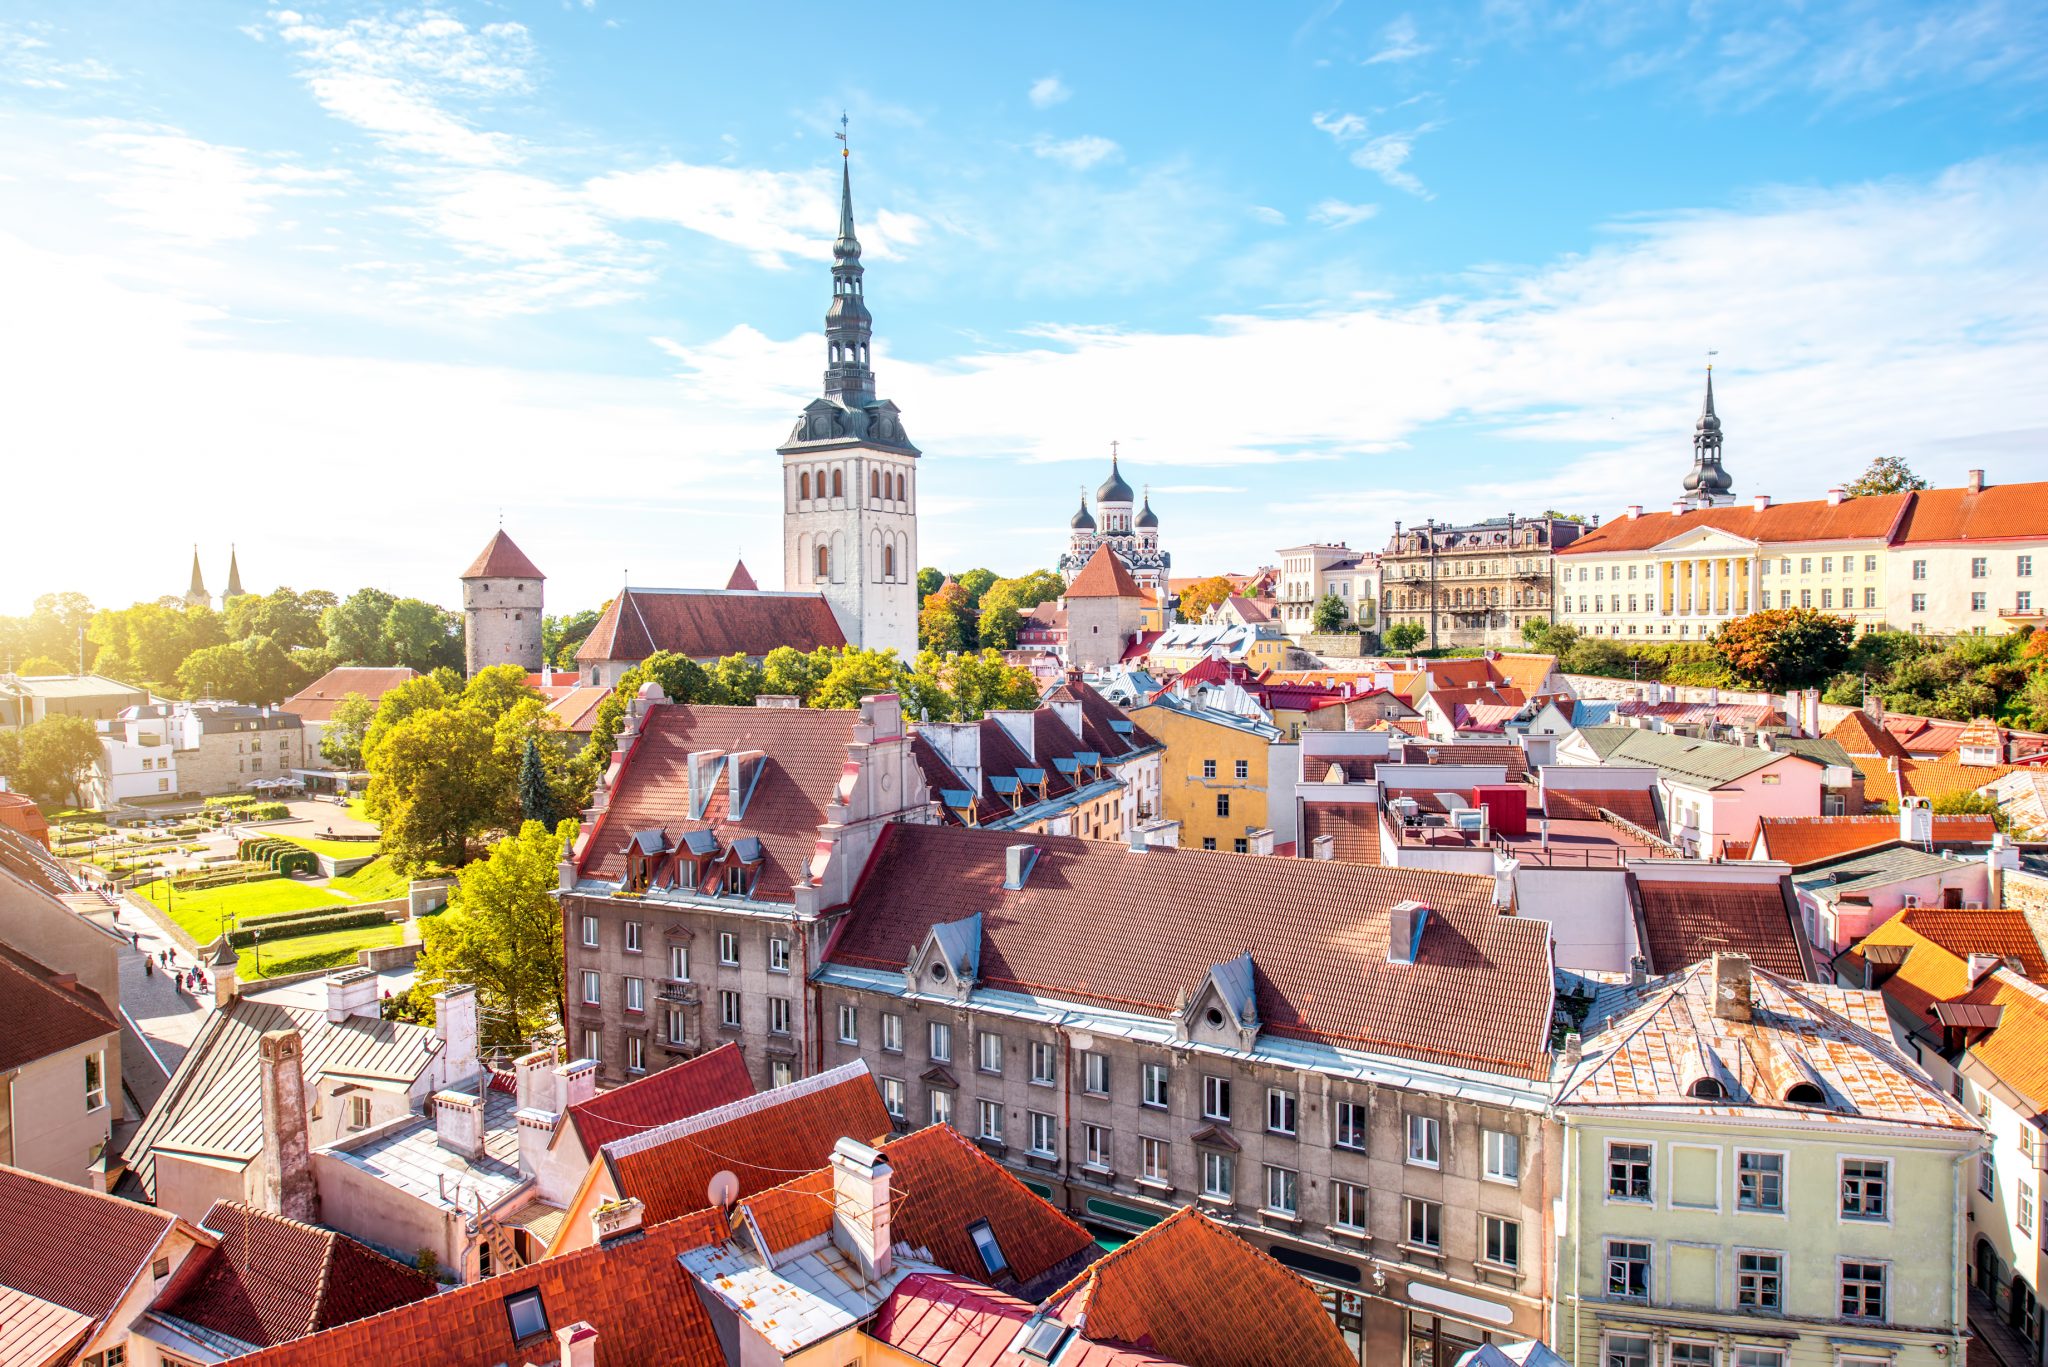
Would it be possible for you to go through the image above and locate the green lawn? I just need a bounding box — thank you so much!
[331,856,409,902]
[242,922,405,980]
[134,876,356,944]
[275,832,384,860]
[345,797,376,827]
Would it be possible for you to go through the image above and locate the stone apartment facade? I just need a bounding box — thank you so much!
[91,701,305,807]
[1381,516,1583,651]
[813,823,1559,1365]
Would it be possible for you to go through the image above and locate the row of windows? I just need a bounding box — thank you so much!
[1199,759,1252,780]
[796,465,912,504]
[1604,1141,1889,1219]
[1573,586,1887,614]
[578,920,790,972]
[1599,1239,1888,1321]
[1571,551,2037,587]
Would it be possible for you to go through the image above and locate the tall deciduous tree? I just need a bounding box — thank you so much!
[321,589,398,665]
[14,715,102,807]
[1844,456,1930,497]
[409,818,571,1048]
[922,649,1040,720]
[918,580,972,655]
[1176,576,1235,623]
[1712,608,1855,689]
[542,607,603,670]
[1312,592,1349,632]
[811,648,910,710]
[385,598,465,673]
[225,588,327,651]
[1384,621,1426,653]
[321,692,377,770]
[364,703,505,871]
[976,570,1067,649]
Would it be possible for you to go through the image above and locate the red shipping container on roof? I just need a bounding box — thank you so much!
[1470,785,1528,838]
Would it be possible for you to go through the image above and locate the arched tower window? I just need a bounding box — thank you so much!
[870,468,879,499]
[799,471,811,500]
[895,471,906,502]
[816,545,830,581]
[831,468,844,499]
[884,543,896,580]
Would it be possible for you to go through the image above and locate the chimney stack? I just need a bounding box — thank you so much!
[828,1138,894,1280]
[1387,901,1429,964]
[1826,488,1845,506]
[258,1029,316,1221]
[1246,828,1275,857]
[1900,795,1934,847]
[1752,494,1771,511]
[209,937,239,1009]
[1713,952,1754,1023]
[1003,843,1038,890]
[1561,1031,1582,1069]
[591,1195,645,1245]
[433,1089,485,1159]
[433,984,479,1086]
[555,1056,598,1109]
[1968,468,1986,494]
[556,1323,599,1367]
[1312,833,1336,861]
[324,966,379,1024]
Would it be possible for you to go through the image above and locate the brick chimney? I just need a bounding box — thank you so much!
[1713,953,1753,1023]
[829,1138,894,1281]
[556,1322,598,1367]
[258,1029,316,1221]
[1968,468,1986,494]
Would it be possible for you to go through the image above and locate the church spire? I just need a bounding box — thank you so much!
[822,116,874,405]
[185,546,208,608]
[225,544,243,600]
[1681,365,1734,506]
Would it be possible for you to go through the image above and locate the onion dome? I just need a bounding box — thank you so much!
[1134,491,1158,529]
[1070,494,1097,530]
[1097,452,1134,504]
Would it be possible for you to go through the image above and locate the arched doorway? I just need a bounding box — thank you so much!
[2011,1273,2038,1343]
[1976,1236,2001,1297]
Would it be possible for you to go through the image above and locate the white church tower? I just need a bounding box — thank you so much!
[779,139,919,662]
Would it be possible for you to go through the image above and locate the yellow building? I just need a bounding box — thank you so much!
[1132,694,1286,853]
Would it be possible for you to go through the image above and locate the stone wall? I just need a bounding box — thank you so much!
[1300,631,1376,659]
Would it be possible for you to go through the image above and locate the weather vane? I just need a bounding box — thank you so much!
[836,111,849,158]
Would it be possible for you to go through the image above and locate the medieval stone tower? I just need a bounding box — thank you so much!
[460,529,545,676]
[778,146,919,662]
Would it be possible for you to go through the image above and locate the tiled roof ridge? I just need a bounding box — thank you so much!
[0,941,119,1031]
[1558,962,1708,1103]
[1987,965,2048,1010]
[603,1060,873,1160]
[0,1160,178,1227]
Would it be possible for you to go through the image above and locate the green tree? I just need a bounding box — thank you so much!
[811,648,909,710]
[516,734,558,828]
[13,715,102,807]
[955,569,999,609]
[0,730,18,788]
[409,819,572,1048]
[922,649,1040,720]
[321,692,377,770]
[3,592,97,670]
[975,571,1066,649]
[761,645,830,703]
[1384,621,1426,653]
[88,601,226,686]
[365,704,505,871]
[1561,637,1630,676]
[16,654,67,676]
[225,587,327,651]
[385,598,464,673]
[1541,510,1590,526]
[1712,608,1855,689]
[238,635,300,705]
[363,674,454,762]
[1844,456,1930,497]
[1176,575,1235,623]
[1521,621,1580,656]
[1312,592,1349,633]
[176,643,256,700]
[706,653,765,706]
[543,607,603,670]
[321,589,398,665]
[919,580,972,655]
[460,663,541,727]
[916,567,945,600]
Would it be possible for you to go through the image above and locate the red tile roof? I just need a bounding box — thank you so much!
[1960,973,2048,1111]
[1827,710,1911,760]
[1633,872,1810,978]
[575,586,846,665]
[1300,802,1382,863]
[1895,480,2048,544]
[546,684,614,734]
[459,528,545,581]
[830,824,1556,1078]
[567,1041,755,1156]
[1404,739,1530,778]
[577,703,859,896]
[0,792,50,848]
[0,1165,180,1327]
[872,1273,1174,1367]
[151,1201,436,1349]
[229,1211,727,1367]
[1750,814,1997,868]
[0,942,118,1071]
[1042,679,1161,758]
[1042,1207,1355,1367]
[280,667,420,723]
[1558,492,1912,555]
[1544,788,1660,829]
[601,1063,893,1226]
[1065,545,1146,600]
[724,559,758,591]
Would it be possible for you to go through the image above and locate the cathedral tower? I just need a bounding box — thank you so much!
[779,141,919,662]
[1680,368,1735,509]
[460,529,545,676]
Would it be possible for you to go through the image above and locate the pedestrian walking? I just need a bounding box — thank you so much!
[144,957,153,979]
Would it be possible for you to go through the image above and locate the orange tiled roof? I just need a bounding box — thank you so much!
[1895,480,2048,544]
[575,585,846,664]
[1846,749,2015,805]
[1827,709,1911,760]
[1751,814,1997,868]
[567,1041,755,1156]
[872,1273,1174,1366]
[229,1211,727,1367]
[1301,802,1383,864]
[1964,973,2048,1111]
[459,528,545,580]
[1632,872,1810,978]
[0,943,118,1072]
[0,792,50,848]
[0,1166,182,1328]
[1558,492,1912,555]
[1488,653,1560,696]
[279,667,419,723]
[1043,1207,1354,1367]
[1849,907,2046,1031]
[1545,788,1660,829]
[1066,544,1147,600]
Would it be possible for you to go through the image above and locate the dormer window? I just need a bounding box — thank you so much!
[1687,1077,1728,1100]
[724,864,748,895]
[504,1288,548,1341]
[930,962,949,983]
[967,1219,1008,1277]
[1204,1007,1226,1029]
[1785,1082,1826,1106]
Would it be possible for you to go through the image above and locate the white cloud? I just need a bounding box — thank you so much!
[1311,110,1369,140]
[1028,75,1071,108]
[0,22,116,88]
[1249,204,1288,225]
[1309,197,1380,227]
[1030,134,1121,171]
[1366,14,1432,64]
[80,124,344,243]
[586,161,926,268]
[1315,111,1438,197]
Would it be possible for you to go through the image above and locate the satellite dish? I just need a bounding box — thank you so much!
[707,1170,740,1210]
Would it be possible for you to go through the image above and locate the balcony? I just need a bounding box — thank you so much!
[657,981,699,1007]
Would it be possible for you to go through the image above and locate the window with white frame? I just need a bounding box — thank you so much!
[1608,1142,1652,1200]
[718,932,739,966]
[881,1077,905,1120]
[2021,1180,2036,1237]
[929,1021,952,1062]
[1484,1215,1519,1269]
[581,970,601,1005]
[931,1090,954,1127]
[1083,1051,1109,1096]
[1733,1351,1784,1367]
[1028,1110,1057,1157]
[1142,1062,1168,1108]
[666,1007,687,1044]
[1202,1075,1231,1121]
[881,1012,903,1053]
[84,1051,106,1113]
[1335,1100,1367,1151]
[349,1094,372,1129]
[978,1031,1003,1075]
[719,989,741,1029]
[581,916,598,948]
[1085,1124,1112,1170]
[768,996,791,1035]
[1981,1152,1997,1197]
[582,1029,598,1061]
[1202,1150,1234,1199]
[667,944,689,979]
[1737,1151,1783,1212]
[1604,1335,1652,1367]
[977,1099,1004,1143]
[1840,1261,1887,1321]
[627,1036,645,1073]
[1333,1180,1367,1231]
[1669,1342,1714,1367]
[1266,1088,1297,1136]
[624,976,644,1013]
[1605,1239,1650,1300]
[770,1059,793,1089]
[1264,1164,1298,1216]
[1029,1040,1056,1084]
[1737,1251,1782,1310]
[837,1004,858,1044]
[1406,1114,1440,1168]
[1484,1129,1520,1182]
[1836,1158,1888,1222]
[768,937,790,973]
[1141,1136,1168,1183]
[1405,1197,1441,1251]
[623,920,641,953]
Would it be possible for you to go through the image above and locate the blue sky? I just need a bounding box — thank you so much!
[3,1,2047,616]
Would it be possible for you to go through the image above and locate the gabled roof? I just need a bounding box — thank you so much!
[566,1040,755,1156]
[829,824,1555,1078]
[1040,679,1160,758]
[575,586,846,664]
[1751,814,1997,868]
[0,1285,93,1367]
[0,792,50,848]
[546,684,614,734]
[1841,905,2046,1032]
[0,942,118,1071]
[279,667,419,724]
[227,1210,728,1367]
[1794,846,1975,904]
[724,558,758,591]
[1574,727,1789,787]
[600,1061,892,1227]
[871,1273,1174,1367]
[1960,972,2048,1111]
[459,528,545,581]
[0,1166,184,1329]
[1826,710,1912,760]
[0,822,83,898]
[125,997,441,1199]
[577,704,860,896]
[1557,492,1911,555]
[149,1201,436,1350]
[1042,1207,1355,1367]
[1895,479,2048,544]
[1066,544,1147,600]
[1631,868,1810,979]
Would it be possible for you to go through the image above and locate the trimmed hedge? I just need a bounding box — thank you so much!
[228,907,390,947]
